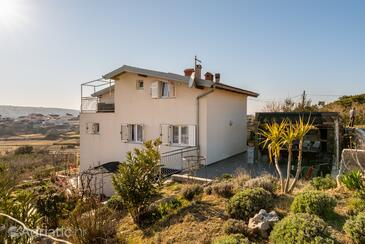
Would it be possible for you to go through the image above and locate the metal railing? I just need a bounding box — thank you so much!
[160,146,199,170]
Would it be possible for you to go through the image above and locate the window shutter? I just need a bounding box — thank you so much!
[121,124,129,142]
[168,82,175,97]
[151,81,160,98]
[188,125,196,146]
[160,124,171,145]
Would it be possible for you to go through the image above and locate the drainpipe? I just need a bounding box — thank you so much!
[196,85,215,149]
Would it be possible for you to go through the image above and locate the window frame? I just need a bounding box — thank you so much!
[160,81,176,99]
[130,124,143,143]
[171,125,189,146]
[136,80,144,90]
[86,122,100,135]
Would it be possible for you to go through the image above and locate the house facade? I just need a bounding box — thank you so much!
[80,65,258,196]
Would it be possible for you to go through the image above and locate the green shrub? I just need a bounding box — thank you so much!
[205,186,213,195]
[290,191,336,218]
[344,212,365,244]
[226,187,272,220]
[223,219,248,235]
[310,175,337,190]
[182,184,203,201]
[213,234,250,244]
[219,173,233,181]
[347,197,365,216]
[107,194,124,211]
[341,170,364,191]
[14,146,33,155]
[212,182,234,198]
[112,139,162,226]
[244,174,278,194]
[269,213,335,244]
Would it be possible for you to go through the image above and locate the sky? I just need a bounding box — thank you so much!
[0,0,364,114]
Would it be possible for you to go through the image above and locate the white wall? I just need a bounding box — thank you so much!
[205,89,247,164]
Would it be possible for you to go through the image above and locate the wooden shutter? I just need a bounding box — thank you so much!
[168,82,175,97]
[121,124,129,142]
[151,81,160,98]
[160,124,171,145]
[188,125,196,146]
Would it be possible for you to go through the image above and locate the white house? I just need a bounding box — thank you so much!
[79,64,258,196]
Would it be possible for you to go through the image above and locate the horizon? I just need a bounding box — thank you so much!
[1,0,365,113]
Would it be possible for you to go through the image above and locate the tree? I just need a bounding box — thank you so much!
[112,139,162,226]
[282,121,297,193]
[259,121,286,192]
[288,117,313,192]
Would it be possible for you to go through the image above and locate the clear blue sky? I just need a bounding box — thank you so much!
[0,0,364,113]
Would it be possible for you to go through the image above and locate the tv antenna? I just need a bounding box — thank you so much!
[194,55,201,67]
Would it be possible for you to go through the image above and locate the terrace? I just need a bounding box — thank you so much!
[81,79,115,113]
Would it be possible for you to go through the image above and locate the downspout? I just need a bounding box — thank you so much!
[196,85,215,149]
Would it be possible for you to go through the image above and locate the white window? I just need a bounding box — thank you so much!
[121,124,143,143]
[86,122,99,134]
[136,80,144,90]
[171,125,196,146]
[131,124,143,143]
[151,81,175,99]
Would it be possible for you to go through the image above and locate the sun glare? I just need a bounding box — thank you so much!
[0,0,24,29]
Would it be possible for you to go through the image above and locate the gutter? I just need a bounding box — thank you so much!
[196,85,215,148]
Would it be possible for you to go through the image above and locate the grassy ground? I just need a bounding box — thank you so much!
[115,178,357,244]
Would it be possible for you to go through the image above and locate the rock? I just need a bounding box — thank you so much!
[248,209,279,238]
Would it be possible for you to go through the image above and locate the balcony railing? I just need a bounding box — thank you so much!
[81,97,115,113]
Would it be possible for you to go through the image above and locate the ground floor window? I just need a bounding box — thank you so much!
[172,125,190,145]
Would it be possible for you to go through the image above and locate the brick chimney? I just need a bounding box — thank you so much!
[184,68,194,77]
[204,72,214,81]
[195,64,202,80]
[215,73,221,83]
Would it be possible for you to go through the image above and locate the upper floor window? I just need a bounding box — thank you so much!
[151,81,175,99]
[86,122,99,134]
[136,80,144,90]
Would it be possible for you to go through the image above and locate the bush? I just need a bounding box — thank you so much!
[14,146,33,155]
[290,191,336,218]
[112,139,162,226]
[213,234,250,244]
[310,175,337,190]
[205,186,212,195]
[341,170,364,191]
[347,197,365,215]
[226,187,272,220]
[223,219,248,235]
[107,194,124,212]
[244,174,278,194]
[212,182,234,198]
[182,184,203,201]
[269,213,335,244]
[67,199,119,243]
[219,173,233,181]
[344,212,365,244]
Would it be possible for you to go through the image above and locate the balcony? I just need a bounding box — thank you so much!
[81,79,115,113]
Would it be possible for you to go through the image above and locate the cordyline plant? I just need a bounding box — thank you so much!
[259,117,313,194]
[112,139,162,226]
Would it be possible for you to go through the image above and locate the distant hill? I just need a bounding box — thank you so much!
[321,93,365,125]
[0,105,79,118]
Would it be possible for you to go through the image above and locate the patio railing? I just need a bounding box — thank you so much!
[160,146,199,170]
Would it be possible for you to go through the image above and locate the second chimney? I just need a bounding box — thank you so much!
[195,64,202,80]
[215,73,221,83]
[204,72,214,81]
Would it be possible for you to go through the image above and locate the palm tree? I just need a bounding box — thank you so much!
[288,117,313,192]
[259,120,287,192]
[282,120,298,193]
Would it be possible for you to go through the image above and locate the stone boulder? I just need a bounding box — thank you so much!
[248,209,279,238]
